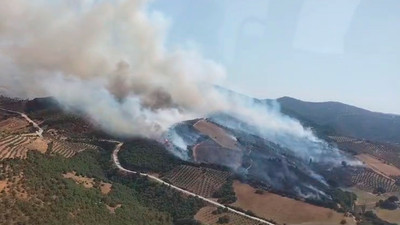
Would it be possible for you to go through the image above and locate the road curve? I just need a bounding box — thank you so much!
[112,142,275,225]
[0,107,43,137]
[0,107,273,224]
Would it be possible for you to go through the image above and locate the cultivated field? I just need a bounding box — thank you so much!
[231,181,355,225]
[194,119,239,150]
[49,140,97,158]
[194,206,261,225]
[356,154,400,177]
[0,134,47,159]
[162,165,230,197]
[331,136,400,170]
[0,117,30,134]
[350,168,400,192]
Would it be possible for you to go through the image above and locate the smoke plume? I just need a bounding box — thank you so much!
[0,0,226,137]
[0,0,358,170]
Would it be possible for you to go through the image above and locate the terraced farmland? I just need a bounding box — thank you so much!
[195,206,262,225]
[49,140,98,158]
[350,168,400,192]
[0,134,41,159]
[330,136,400,170]
[163,165,230,197]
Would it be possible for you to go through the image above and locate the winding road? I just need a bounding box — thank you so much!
[112,141,274,225]
[0,107,43,137]
[0,107,273,224]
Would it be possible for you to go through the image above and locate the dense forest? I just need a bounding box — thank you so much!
[118,138,185,174]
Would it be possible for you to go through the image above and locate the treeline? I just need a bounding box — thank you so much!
[212,178,237,204]
[118,138,185,173]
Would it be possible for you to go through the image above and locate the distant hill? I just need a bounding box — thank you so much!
[275,97,400,145]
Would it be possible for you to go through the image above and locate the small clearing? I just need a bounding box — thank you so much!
[106,204,122,214]
[231,181,355,225]
[63,172,94,188]
[356,154,400,177]
[25,138,48,153]
[100,182,112,195]
[0,175,29,200]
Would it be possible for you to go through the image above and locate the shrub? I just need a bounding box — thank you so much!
[217,215,230,224]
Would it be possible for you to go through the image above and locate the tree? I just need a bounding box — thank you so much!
[217,215,230,224]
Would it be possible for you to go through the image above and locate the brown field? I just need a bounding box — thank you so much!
[162,165,230,197]
[193,140,243,169]
[375,208,400,224]
[231,181,355,225]
[63,172,95,188]
[194,119,239,150]
[195,206,261,225]
[356,154,400,177]
[0,117,29,133]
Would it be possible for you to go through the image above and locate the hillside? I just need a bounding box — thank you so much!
[275,97,400,144]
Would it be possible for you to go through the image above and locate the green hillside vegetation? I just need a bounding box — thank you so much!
[119,138,185,173]
[0,141,204,225]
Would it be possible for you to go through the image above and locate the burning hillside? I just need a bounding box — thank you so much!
[165,112,360,200]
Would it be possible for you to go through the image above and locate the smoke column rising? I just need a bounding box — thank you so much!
[0,0,227,137]
[0,0,357,166]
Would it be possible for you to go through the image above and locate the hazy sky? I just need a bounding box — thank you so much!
[150,0,400,114]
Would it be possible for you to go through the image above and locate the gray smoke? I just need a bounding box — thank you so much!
[0,0,359,169]
[0,0,227,137]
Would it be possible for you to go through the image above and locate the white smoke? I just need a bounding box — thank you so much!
[0,0,227,137]
[0,0,359,168]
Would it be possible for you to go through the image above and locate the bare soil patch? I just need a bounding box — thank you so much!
[356,154,400,177]
[231,181,355,225]
[0,117,29,133]
[100,182,112,195]
[106,204,121,214]
[194,119,239,150]
[63,172,94,188]
[0,174,29,200]
[25,138,48,153]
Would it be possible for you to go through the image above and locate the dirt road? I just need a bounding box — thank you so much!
[0,108,43,137]
[112,141,274,225]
